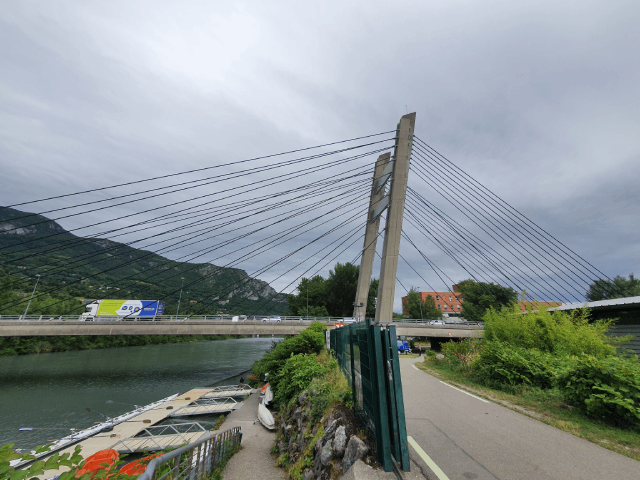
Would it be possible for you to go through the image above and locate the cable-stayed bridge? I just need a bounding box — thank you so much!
[0,112,628,326]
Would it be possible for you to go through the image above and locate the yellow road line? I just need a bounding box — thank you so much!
[407,436,450,480]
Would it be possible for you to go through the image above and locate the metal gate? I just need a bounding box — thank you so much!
[330,319,409,473]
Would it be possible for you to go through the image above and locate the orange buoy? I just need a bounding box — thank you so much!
[261,382,269,394]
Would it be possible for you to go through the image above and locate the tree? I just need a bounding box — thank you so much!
[288,275,327,316]
[586,274,640,301]
[402,287,442,319]
[456,279,517,321]
[324,262,360,317]
[366,279,378,318]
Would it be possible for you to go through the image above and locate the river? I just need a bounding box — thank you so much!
[0,337,277,450]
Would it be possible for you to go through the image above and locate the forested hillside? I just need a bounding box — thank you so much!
[0,207,287,316]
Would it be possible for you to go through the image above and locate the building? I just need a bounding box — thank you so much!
[401,283,563,318]
[401,289,463,317]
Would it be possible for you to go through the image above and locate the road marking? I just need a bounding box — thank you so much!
[439,381,489,403]
[407,436,450,480]
[412,364,423,372]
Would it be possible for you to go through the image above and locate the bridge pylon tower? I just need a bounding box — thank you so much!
[354,113,416,324]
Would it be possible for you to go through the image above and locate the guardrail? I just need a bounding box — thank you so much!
[0,315,371,323]
[137,426,242,480]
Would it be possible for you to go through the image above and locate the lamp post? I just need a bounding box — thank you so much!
[23,274,40,320]
[306,280,309,320]
[176,278,184,317]
[417,287,423,321]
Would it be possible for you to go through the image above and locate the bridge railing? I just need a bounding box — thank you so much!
[0,315,367,323]
[137,426,242,480]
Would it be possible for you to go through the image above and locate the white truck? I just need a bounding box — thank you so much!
[82,299,165,321]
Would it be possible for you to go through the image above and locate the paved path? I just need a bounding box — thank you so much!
[219,391,285,480]
[401,357,639,480]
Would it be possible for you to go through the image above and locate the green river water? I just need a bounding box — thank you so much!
[0,337,277,450]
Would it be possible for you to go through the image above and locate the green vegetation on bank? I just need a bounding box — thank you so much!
[418,304,640,459]
[252,323,354,479]
[0,334,245,356]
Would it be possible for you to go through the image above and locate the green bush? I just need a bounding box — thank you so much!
[273,353,328,405]
[482,305,615,358]
[557,355,640,428]
[474,341,560,389]
[251,323,326,388]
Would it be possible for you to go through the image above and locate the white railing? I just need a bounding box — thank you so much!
[0,315,365,323]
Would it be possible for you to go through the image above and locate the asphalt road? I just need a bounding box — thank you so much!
[401,357,639,480]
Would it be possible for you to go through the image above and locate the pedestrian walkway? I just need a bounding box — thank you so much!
[218,390,285,480]
[401,357,639,480]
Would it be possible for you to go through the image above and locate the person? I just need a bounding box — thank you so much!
[238,376,244,386]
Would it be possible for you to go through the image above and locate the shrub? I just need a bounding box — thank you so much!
[557,355,640,428]
[474,341,559,389]
[425,349,436,358]
[441,339,482,372]
[482,305,615,358]
[251,323,326,389]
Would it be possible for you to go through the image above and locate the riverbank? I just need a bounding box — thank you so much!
[0,334,249,356]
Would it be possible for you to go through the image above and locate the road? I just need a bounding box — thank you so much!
[400,357,639,480]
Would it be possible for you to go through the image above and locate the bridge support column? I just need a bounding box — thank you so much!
[375,113,416,324]
[353,153,391,320]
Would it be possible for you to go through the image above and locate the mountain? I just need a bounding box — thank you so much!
[0,207,287,316]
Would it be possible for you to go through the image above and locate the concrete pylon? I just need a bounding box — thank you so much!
[352,153,391,320]
[375,113,416,324]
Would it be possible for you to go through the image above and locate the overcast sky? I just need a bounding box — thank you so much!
[1,1,639,313]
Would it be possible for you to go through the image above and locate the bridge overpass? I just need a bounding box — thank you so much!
[0,318,483,339]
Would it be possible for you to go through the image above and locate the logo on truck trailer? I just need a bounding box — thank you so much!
[95,300,165,317]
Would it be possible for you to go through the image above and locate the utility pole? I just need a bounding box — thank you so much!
[353,153,391,320]
[375,113,416,324]
[306,280,309,320]
[23,274,40,320]
[418,288,423,321]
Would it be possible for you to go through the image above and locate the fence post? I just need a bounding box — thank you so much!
[375,113,416,324]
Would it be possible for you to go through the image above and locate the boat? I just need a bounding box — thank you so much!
[257,400,275,430]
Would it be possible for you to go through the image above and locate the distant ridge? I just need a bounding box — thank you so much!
[0,206,287,315]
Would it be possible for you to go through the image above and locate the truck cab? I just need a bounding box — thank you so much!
[82,303,99,321]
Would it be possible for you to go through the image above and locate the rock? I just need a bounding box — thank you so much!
[297,431,304,446]
[278,441,287,454]
[340,459,395,480]
[292,407,303,422]
[333,425,347,457]
[302,469,314,480]
[298,391,308,404]
[325,408,336,427]
[288,440,298,456]
[321,439,333,466]
[314,438,323,453]
[321,419,339,444]
[313,445,323,477]
[342,436,369,472]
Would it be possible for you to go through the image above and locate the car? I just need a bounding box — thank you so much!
[343,317,358,324]
[429,320,446,325]
[260,316,282,322]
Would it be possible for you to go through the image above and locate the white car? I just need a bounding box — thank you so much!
[429,320,446,325]
[343,318,358,324]
[261,316,282,322]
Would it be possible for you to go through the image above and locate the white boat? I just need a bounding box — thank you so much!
[257,400,275,430]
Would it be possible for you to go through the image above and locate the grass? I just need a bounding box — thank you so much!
[416,356,640,461]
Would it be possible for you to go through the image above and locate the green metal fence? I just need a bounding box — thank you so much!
[329,320,409,473]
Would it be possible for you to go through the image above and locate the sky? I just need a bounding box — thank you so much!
[1,0,639,314]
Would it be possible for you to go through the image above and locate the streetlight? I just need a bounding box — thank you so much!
[176,278,184,317]
[417,287,423,321]
[23,274,40,320]
[306,280,309,320]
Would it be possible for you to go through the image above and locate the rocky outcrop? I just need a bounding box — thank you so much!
[276,390,376,480]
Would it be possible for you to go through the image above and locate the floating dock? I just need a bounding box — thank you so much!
[30,385,250,478]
